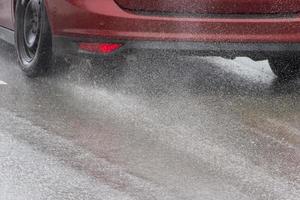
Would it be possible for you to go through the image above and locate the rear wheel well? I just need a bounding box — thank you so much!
[13,0,17,24]
[13,0,17,13]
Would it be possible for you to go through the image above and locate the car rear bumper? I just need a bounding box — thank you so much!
[52,36,300,59]
[45,0,300,44]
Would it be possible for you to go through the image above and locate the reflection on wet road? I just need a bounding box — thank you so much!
[0,41,299,200]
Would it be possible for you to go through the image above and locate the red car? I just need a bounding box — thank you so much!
[0,0,300,78]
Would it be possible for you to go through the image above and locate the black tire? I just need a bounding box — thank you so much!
[268,57,300,79]
[15,0,52,77]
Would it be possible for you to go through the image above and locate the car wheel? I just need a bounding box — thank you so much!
[15,0,52,77]
[268,57,300,79]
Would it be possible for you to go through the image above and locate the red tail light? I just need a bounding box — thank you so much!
[79,43,123,54]
[99,43,123,53]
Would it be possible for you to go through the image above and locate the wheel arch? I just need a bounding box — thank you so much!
[12,0,17,27]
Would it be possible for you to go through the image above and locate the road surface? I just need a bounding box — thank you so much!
[0,41,299,200]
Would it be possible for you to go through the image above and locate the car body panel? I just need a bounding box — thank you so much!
[44,0,300,43]
[0,0,14,30]
[2,0,300,50]
[115,0,300,14]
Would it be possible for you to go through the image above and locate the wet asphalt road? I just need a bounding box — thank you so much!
[0,40,299,200]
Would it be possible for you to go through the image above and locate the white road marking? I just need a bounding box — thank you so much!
[0,80,7,85]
